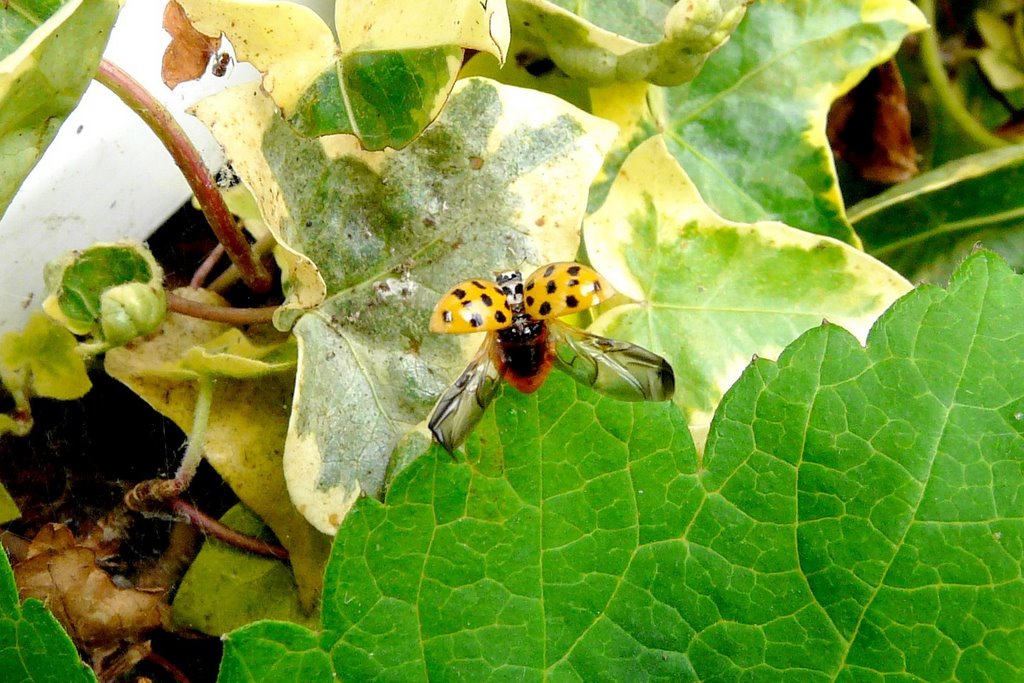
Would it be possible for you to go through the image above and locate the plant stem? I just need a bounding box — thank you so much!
[190,243,225,288]
[166,291,278,325]
[918,0,1009,149]
[170,498,289,560]
[124,375,214,512]
[208,232,278,293]
[94,60,272,292]
[174,374,215,485]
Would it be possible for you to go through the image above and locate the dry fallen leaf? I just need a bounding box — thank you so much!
[161,0,220,89]
[14,524,169,649]
[828,58,918,183]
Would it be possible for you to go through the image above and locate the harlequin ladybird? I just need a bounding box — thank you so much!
[428,262,675,452]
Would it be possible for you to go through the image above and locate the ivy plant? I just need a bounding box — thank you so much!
[1,0,1023,680]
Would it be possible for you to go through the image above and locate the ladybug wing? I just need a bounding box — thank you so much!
[548,319,674,402]
[430,279,513,333]
[428,335,502,452]
[523,262,614,320]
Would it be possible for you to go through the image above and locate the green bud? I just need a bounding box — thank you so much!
[99,282,167,345]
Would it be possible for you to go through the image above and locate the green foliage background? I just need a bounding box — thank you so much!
[2,0,1023,681]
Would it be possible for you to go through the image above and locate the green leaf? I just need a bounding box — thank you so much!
[42,242,166,344]
[217,251,1024,681]
[0,483,19,525]
[589,0,926,242]
[975,9,1024,92]
[585,137,910,445]
[0,312,90,401]
[0,0,119,214]
[220,622,331,681]
[177,0,509,149]
[194,77,617,534]
[0,544,96,682]
[507,0,749,86]
[851,144,1024,283]
[172,505,318,636]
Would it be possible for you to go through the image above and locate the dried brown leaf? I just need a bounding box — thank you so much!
[14,524,170,648]
[161,0,219,89]
[828,59,918,183]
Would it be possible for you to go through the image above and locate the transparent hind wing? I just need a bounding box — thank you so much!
[549,320,675,402]
[428,335,502,452]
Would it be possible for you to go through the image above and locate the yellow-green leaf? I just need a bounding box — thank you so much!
[104,289,330,607]
[0,0,119,214]
[588,0,927,242]
[0,312,90,401]
[584,136,910,445]
[172,505,318,636]
[0,483,19,524]
[508,0,748,86]
[197,78,617,533]
[177,0,509,149]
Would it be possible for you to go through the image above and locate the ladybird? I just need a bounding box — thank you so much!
[428,262,675,452]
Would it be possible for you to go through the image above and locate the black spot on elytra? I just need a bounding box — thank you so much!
[472,280,486,289]
[443,310,453,323]
[525,282,534,291]
[545,280,557,294]
[567,265,581,276]
[494,310,507,323]
[480,293,493,307]
[565,295,579,308]
[539,302,551,316]
[592,281,602,291]
[453,288,467,299]
[566,278,579,287]
[462,300,474,307]
[469,313,484,328]
[544,265,556,277]
[504,300,511,310]
[526,296,535,306]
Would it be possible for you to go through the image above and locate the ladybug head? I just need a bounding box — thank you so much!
[494,269,524,308]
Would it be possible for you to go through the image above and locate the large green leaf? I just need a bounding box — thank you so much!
[589,0,926,242]
[177,0,509,149]
[585,137,910,446]
[0,0,119,215]
[507,0,748,86]
[0,546,95,682]
[195,77,616,534]
[217,252,1024,681]
[851,144,1024,283]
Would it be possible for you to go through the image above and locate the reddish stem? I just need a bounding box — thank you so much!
[145,650,192,683]
[170,498,289,560]
[94,60,272,292]
[167,291,278,325]
[190,243,225,288]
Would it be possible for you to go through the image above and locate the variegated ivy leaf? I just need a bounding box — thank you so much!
[584,136,910,447]
[105,289,330,607]
[588,0,926,243]
[507,0,748,86]
[197,78,617,534]
[176,0,509,149]
[0,0,119,214]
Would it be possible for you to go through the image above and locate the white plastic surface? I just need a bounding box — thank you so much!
[0,0,332,332]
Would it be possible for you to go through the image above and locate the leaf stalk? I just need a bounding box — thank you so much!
[918,0,1009,149]
[94,60,272,292]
